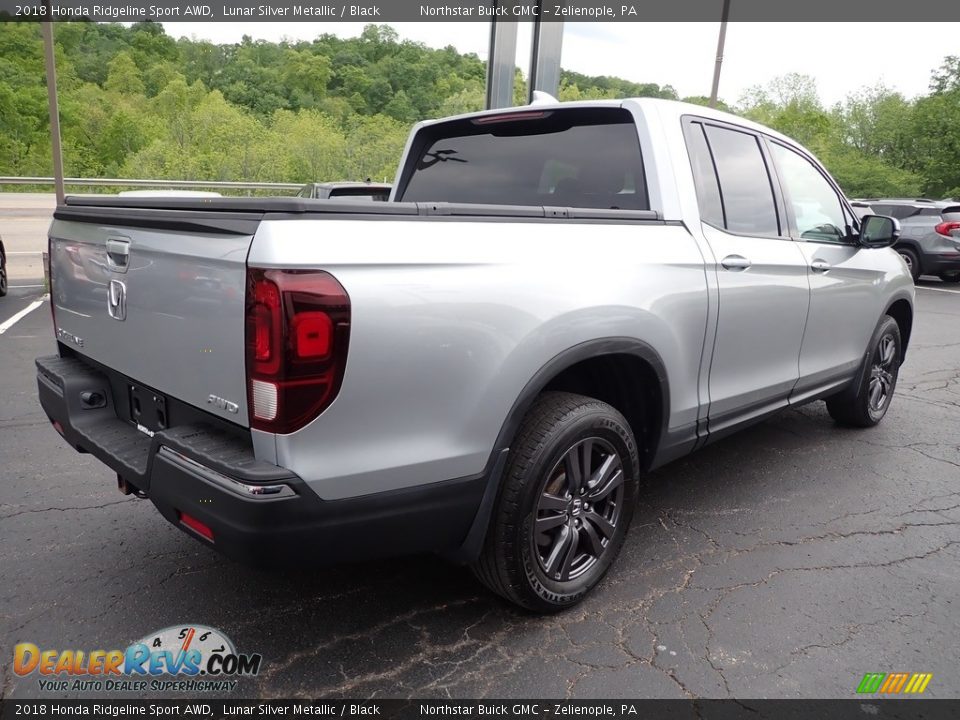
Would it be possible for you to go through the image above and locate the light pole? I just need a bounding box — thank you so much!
[528,3,564,103]
[709,0,731,109]
[41,7,65,205]
[485,3,519,109]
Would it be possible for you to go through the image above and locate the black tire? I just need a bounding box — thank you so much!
[826,316,902,428]
[472,391,640,612]
[897,247,921,282]
[939,272,960,284]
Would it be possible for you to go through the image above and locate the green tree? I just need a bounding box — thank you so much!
[681,96,732,112]
[739,74,831,149]
[436,86,484,117]
[105,52,145,96]
[270,110,347,182]
[382,89,417,123]
[831,85,913,165]
[3,20,959,199]
[911,92,960,197]
[930,56,960,94]
[281,49,331,108]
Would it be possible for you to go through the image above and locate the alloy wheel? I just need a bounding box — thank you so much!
[868,334,897,413]
[898,251,914,274]
[533,437,625,582]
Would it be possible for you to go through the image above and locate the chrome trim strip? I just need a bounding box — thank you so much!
[158,446,297,500]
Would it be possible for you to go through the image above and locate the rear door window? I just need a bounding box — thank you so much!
[702,125,781,237]
[684,121,725,228]
[398,108,649,210]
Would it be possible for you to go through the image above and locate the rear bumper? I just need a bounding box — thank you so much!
[919,250,960,275]
[36,354,486,565]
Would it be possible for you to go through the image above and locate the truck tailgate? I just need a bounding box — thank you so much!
[49,209,258,427]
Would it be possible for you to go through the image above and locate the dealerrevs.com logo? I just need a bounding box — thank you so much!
[14,625,262,693]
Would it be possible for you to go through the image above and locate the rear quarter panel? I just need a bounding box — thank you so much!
[249,217,709,500]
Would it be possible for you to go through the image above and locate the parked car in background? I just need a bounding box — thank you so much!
[852,198,960,282]
[296,181,391,201]
[0,235,7,297]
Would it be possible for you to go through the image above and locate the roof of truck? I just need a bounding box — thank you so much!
[416,96,805,154]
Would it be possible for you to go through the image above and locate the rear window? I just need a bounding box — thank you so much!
[398,108,648,210]
[872,204,917,220]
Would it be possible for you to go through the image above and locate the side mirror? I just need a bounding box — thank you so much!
[859,214,900,248]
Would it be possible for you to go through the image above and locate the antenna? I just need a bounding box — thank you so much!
[530,91,558,106]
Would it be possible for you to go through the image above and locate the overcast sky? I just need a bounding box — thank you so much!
[157,22,955,106]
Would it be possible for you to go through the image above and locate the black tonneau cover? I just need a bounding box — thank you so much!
[57,196,660,234]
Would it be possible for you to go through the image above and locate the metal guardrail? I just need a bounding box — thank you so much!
[0,177,303,191]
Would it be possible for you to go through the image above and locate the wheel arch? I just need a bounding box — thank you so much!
[450,337,670,563]
[884,296,914,360]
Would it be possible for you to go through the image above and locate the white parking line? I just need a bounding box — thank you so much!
[917,286,960,295]
[0,298,46,335]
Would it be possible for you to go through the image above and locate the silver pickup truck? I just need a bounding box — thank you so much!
[37,99,914,612]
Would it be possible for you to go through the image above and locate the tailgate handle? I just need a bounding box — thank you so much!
[106,237,130,272]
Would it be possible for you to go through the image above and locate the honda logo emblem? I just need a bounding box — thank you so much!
[108,279,126,321]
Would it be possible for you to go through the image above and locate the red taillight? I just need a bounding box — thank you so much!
[252,279,280,365]
[245,268,350,434]
[935,221,960,237]
[179,511,214,542]
[254,305,273,361]
[292,312,333,359]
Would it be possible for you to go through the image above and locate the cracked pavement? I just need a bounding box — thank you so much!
[1,280,958,700]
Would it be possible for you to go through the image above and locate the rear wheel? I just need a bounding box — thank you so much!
[826,316,901,428]
[897,247,920,282]
[472,392,640,612]
[0,249,7,297]
[939,272,960,284]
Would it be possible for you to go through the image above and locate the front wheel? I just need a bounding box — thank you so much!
[826,316,902,427]
[472,392,640,612]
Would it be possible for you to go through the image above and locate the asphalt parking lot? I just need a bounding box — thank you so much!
[1,195,959,700]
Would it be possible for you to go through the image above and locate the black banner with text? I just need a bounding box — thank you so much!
[2,0,960,23]
[3,700,960,720]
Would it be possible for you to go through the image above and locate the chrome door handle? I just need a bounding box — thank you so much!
[721,255,751,271]
[811,260,831,273]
